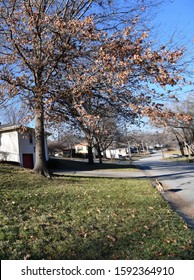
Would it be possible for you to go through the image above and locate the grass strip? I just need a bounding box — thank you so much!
[0,164,194,260]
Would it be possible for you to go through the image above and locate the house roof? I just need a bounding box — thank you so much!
[75,142,88,147]
[0,124,34,133]
[0,124,51,136]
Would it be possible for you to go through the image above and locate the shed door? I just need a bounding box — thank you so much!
[22,154,34,169]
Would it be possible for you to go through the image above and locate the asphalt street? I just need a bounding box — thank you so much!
[134,152,194,229]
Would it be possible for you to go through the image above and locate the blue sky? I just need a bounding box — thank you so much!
[154,0,194,93]
[136,0,194,132]
[154,0,194,46]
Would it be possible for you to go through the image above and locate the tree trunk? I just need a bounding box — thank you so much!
[97,144,103,164]
[33,107,51,177]
[174,134,185,156]
[88,144,94,164]
[179,142,185,157]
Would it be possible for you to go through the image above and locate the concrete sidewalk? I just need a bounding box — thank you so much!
[51,168,146,178]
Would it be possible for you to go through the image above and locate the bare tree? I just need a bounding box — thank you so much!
[150,94,194,156]
[0,104,26,125]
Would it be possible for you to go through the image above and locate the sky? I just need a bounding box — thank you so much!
[133,0,194,133]
[156,0,194,34]
[1,0,193,129]
[153,0,194,95]
[153,0,194,53]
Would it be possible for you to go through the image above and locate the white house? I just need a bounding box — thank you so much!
[74,141,99,157]
[74,141,89,155]
[105,147,127,159]
[74,141,128,159]
[0,124,49,168]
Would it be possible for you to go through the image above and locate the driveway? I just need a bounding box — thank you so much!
[134,152,194,229]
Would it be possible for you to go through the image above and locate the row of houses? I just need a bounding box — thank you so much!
[0,124,49,168]
[53,142,137,159]
[0,124,132,168]
[74,143,127,159]
[0,123,156,168]
[64,142,137,159]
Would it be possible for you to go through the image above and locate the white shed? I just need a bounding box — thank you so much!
[0,124,49,168]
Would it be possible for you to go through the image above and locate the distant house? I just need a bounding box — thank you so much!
[0,124,49,168]
[74,142,89,157]
[105,147,127,159]
[74,141,129,159]
[74,141,100,158]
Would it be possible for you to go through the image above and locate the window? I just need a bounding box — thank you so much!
[77,146,84,153]
[29,133,33,144]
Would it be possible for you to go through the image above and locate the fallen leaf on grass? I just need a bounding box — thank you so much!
[79,232,88,238]
[144,225,149,230]
[96,208,101,214]
[107,235,116,242]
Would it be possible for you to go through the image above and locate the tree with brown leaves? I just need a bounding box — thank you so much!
[0,0,105,176]
[0,0,185,176]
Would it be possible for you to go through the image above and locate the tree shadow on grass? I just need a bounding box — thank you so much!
[47,157,138,172]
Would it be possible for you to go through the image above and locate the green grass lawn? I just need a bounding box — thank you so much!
[0,164,194,260]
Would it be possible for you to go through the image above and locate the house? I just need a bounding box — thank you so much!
[74,141,127,159]
[0,124,49,168]
[105,147,127,159]
[74,141,100,158]
[74,141,89,157]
